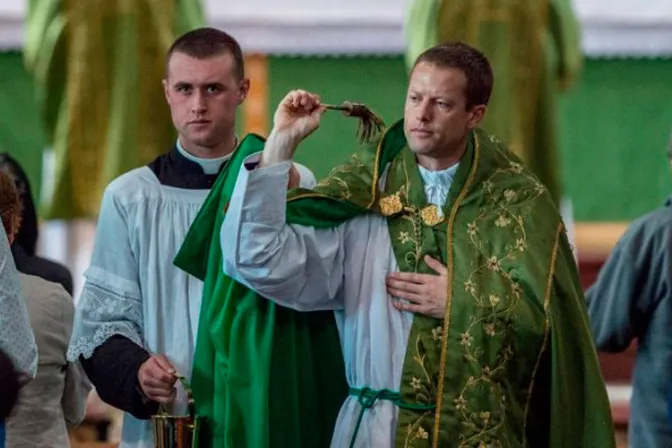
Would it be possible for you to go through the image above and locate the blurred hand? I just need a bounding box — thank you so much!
[137,355,177,405]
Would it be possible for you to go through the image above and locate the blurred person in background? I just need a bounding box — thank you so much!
[0,153,73,294]
[0,208,37,447]
[586,129,672,448]
[0,169,91,448]
[0,349,21,446]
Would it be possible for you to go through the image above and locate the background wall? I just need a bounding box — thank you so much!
[1,51,671,222]
[0,51,44,195]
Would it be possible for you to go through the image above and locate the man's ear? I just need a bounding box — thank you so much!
[162,79,170,105]
[467,105,486,129]
[238,78,251,104]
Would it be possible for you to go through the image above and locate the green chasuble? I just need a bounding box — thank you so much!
[24,0,204,219]
[175,120,614,447]
[404,0,582,205]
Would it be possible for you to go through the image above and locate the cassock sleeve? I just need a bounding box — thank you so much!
[221,156,346,311]
[80,336,158,419]
[67,183,156,417]
[585,217,671,352]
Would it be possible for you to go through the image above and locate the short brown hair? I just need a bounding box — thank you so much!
[167,27,245,79]
[0,169,22,239]
[413,41,494,109]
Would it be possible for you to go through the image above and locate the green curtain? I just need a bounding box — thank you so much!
[2,52,671,222]
[23,0,204,219]
[0,52,44,197]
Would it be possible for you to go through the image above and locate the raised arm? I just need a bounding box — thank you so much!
[222,90,346,311]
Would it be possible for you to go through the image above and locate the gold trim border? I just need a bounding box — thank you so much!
[522,222,562,445]
[432,133,481,446]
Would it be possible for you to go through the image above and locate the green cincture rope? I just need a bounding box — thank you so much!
[348,387,436,448]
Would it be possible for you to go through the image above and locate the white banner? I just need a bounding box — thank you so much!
[1,0,671,56]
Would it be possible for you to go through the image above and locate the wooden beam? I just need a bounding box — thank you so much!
[574,222,629,257]
[242,53,268,136]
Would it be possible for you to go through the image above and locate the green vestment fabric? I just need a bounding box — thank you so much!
[24,0,204,219]
[173,134,350,448]
[404,0,582,205]
[176,120,614,447]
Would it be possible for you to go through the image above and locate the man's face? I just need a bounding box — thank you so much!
[403,62,484,159]
[163,52,249,152]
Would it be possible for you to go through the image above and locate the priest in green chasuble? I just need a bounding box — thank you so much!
[176,42,615,447]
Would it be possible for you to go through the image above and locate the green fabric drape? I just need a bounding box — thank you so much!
[176,119,614,447]
[376,125,613,447]
[24,0,204,218]
[173,134,349,448]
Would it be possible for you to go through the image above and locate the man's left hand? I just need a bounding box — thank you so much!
[386,255,447,319]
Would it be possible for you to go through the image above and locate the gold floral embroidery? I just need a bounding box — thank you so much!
[494,215,511,227]
[387,134,551,447]
[403,334,438,447]
[335,179,352,199]
[416,427,429,440]
[401,214,424,271]
[509,161,524,173]
[379,192,403,216]
[314,154,365,201]
[486,257,501,272]
[464,280,476,294]
[447,141,548,447]
[420,205,444,226]
[398,231,412,244]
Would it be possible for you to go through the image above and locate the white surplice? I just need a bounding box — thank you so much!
[221,155,458,447]
[67,145,316,448]
[67,166,214,448]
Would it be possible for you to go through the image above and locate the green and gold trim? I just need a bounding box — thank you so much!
[432,134,481,447]
[522,222,562,441]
